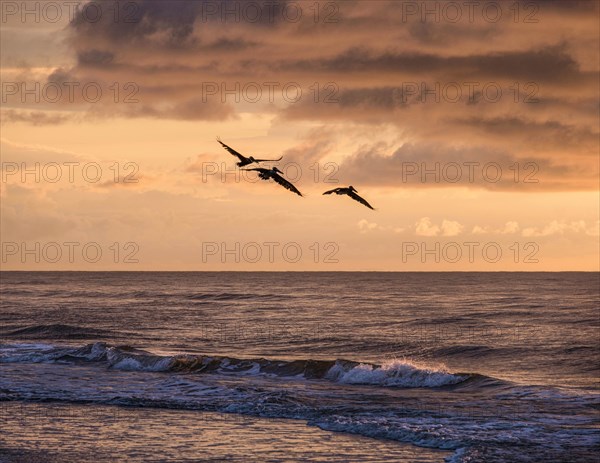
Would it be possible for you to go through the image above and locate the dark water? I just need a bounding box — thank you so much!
[1,272,599,462]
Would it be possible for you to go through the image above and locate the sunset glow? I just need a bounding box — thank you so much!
[1,0,598,271]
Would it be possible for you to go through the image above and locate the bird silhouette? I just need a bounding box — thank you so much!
[217,137,283,167]
[323,186,374,210]
[244,167,303,197]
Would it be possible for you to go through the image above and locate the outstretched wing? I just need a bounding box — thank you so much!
[216,137,248,162]
[271,172,303,197]
[348,190,375,210]
[242,168,269,174]
[253,156,284,163]
[322,188,340,195]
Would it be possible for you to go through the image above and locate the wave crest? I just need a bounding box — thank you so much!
[0,342,470,388]
[326,359,466,388]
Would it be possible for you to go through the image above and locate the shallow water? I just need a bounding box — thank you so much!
[0,402,450,462]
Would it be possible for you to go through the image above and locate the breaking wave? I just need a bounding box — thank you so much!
[0,342,469,388]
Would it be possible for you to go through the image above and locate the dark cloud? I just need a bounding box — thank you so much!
[77,49,115,67]
[4,0,597,191]
[279,44,585,85]
[69,0,292,44]
[336,142,598,191]
[451,116,600,152]
[533,0,599,12]
[47,68,73,85]
[70,0,200,43]
[208,37,259,52]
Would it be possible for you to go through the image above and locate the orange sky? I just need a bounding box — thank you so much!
[1,0,598,270]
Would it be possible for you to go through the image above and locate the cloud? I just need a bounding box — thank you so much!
[334,141,598,191]
[77,49,115,67]
[522,220,600,237]
[284,44,588,85]
[357,219,405,234]
[414,217,464,236]
[415,217,440,236]
[278,127,336,166]
[3,0,598,192]
[440,220,464,236]
[1,109,76,126]
[10,1,592,123]
[501,221,520,234]
[357,219,379,234]
[472,221,520,235]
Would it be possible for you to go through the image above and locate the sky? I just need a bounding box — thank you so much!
[1,0,599,270]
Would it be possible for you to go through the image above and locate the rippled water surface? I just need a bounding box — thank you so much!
[1,271,598,462]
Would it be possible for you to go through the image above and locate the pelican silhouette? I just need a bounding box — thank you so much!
[217,137,283,167]
[243,167,303,197]
[323,186,375,210]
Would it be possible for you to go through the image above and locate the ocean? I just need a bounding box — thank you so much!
[1,271,598,462]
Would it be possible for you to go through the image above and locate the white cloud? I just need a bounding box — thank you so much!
[415,217,440,236]
[472,225,488,234]
[441,220,464,237]
[357,220,405,234]
[521,220,598,237]
[415,217,464,237]
[357,219,379,234]
[472,221,519,235]
[500,221,520,234]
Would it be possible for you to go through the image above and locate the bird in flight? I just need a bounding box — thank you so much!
[217,137,283,167]
[244,167,303,197]
[323,186,375,210]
